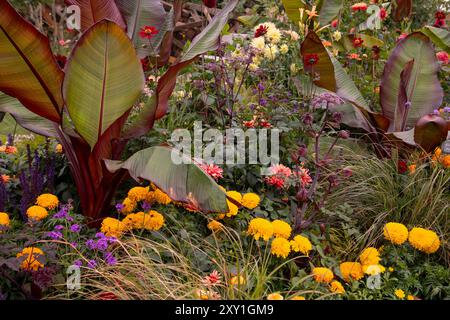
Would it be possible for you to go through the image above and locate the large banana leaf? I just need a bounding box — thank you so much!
[105,146,229,213]
[0,93,57,137]
[63,20,144,149]
[341,33,384,50]
[115,0,168,59]
[421,26,450,53]
[380,32,443,132]
[301,31,336,92]
[65,0,126,32]
[281,0,307,23]
[317,0,343,26]
[0,0,64,122]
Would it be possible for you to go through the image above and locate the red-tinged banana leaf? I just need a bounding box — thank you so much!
[0,93,58,137]
[389,129,416,146]
[0,0,64,122]
[63,20,144,149]
[316,0,343,26]
[391,0,412,22]
[341,33,384,50]
[65,0,126,33]
[394,59,414,132]
[122,96,157,139]
[301,31,336,92]
[414,114,448,152]
[158,0,184,66]
[329,103,376,133]
[421,26,450,53]
[105,146,229,213]
[281,0,308,23]
[380,32,443,132]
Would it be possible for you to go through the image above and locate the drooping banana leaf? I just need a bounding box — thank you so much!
[421,26,450,53]
[281,0,308,23]
[341,33,384,50]
[0,93,58,137]
[63,20,144,149]
[316,0,343,26]
[380,32,443,132]
[0,0,64,122]
[105,146,228,213]
[65,0,126,32]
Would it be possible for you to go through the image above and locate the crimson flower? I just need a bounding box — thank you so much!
[141,58,150,72]
[434,19,446,28]
[398,160,408,174]
[331,19,339,28]
[379,8,387,20]
[352,37,364,48]
[254,24,269,38]
[303,53,319,66]
[435,11,446,20]
[139,25,159,39]
[202,0,217,8]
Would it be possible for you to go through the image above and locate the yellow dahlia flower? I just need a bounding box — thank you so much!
[359,247,380,266]
[17,247,44,271]
[267,293,284,300]
[330,280,345,294]
[271,220,292,239]
[247,218,273,241]
[271,237,291,258]
[36,193,59,210]
[100,217,125,238]
[290,235,312,255]
[395,289,405,299]
[127,186,150,202]
[241,193,260,209]
[362,264,386,276]
[383,222,409,245]
[408,227,440,254]
[312,267,334,283]
[340,262,364,282]
[26,205,48,222]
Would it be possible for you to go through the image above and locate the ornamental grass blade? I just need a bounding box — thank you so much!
[63,20,144,149]
[105,146,229,214]
[0,0,64,122]
[65,0,126,32]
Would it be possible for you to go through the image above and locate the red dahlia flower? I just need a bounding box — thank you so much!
[303,53,319,66]
[352,37,364,48]
[435,11,446,20]
[139,26,159,39]
[254,24,269,38]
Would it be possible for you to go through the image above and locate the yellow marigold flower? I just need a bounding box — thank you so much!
[230,275,245,285]
[26,205,48,222]
[267,292,284,300]
[384,222,409,245]
[0,212,10,232]
[359,247,380,266]
[290,235,312,255]
[407,295,415,300]
[241,193,260,209]
[290,296,306,300]
[226,191,242,205]
[55,144,63,153]
[408,227,441,254]
[442,155,450,168]
[207,220,223,232]
[340,262,364,282]
[127,186,149,202]
[225,200,239,217]
[435,147,442,158]
[388,267,394,272]
[330,280,345,294]
[153,188,172,205]
[120,197,136,215]
[271,237,291,258]
[271,220,292,239]
[143,210,165,231]
[395,289,405,299]
[312,267,334,283]
[36,194,59,210]
[362,264,386,275]
[100,217,125,238]
[247,218,273,241]
[17,247,44,271]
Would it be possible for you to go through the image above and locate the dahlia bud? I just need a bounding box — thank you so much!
[302,113,313,126]
[319,223,326,235]
[296,188,308,202]
[338,130,350,139]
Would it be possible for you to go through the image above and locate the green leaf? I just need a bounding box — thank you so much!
[0,0,64,122]
[281,0,307,23]
[421,26,450,53]
[317,0,343,26]
[341,33,384,50]
[63,20,144,149]
[65,0,126,32]
[0,93,58,137]
[115,0,168,59]
[105,146,228,213]
[380,32,443,131]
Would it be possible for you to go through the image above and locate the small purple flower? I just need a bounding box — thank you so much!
[70,224,81,233]
[87,259,97,269]
[96,238,109,251]
[54,225,64,231]
[53,207,68,219]
[259,98,267,107]
[46,231,63,240]
[66,216,74,222]
[443,106,450,113]
[70,242,78,248]
[257,83,265,92]
[86,239,97,250]
[142,201,152,211]
[95,232,106,239]
[115,203,125,212]
[107,237,117,244]
[432,109,440,115]
[104,252,117,266]
[73,259,83,267]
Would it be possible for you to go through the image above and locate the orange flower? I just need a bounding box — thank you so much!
[1,174,10,184]
[408,164,416,174]
[0,145,17,154]
[348,53,361,60]
[322,40,332,47]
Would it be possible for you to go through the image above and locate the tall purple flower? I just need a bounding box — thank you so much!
[70,224,81,233]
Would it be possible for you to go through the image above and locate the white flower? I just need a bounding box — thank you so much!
[266,28,281,44]
[263,45,278,60]
[251,37,265,50]
[332,30,342,41]
[290,63,298,74]
[280,44,289,54]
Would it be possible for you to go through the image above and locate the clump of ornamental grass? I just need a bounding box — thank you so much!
[326,147,449,264]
